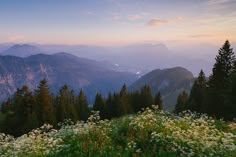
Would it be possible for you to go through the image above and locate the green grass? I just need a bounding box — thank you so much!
[0,107,236,157]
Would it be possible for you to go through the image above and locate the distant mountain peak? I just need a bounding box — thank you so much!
[1,44,44,57]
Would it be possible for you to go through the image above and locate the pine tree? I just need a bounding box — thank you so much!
[140,85,153,110]
[154,92,163,110]
[93,93,105,119]
[35,79,56,125]
[2,85,37,136]
[119,84,132,115]
[206,40,235,118]
[56,85,78,122]
[224,52,236,120]
[130,91,141,113]
[174,91,189,114]
[188,70,206,113]
[76,89,89,121]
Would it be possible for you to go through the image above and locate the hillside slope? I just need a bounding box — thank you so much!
[0,53,137,103]
[129,67,194,110]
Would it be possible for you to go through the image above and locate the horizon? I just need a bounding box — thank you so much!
[0,0,236,46]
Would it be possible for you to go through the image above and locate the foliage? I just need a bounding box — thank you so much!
[0,106,235,157]
[174,91,189,114]
[175,40,236,121]
[154,92,163,110]
[206,40,235,119]
[187,70,206,113]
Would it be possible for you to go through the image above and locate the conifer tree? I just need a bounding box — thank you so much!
[130,91,141,112]
[206,40,235,118]
[119,84,132,115]
[105,92,114,119]
[174,91,189,114]
[93,93,105,118]
[224,52,236,120]
[140,85,153,109]
[2,85,38,136]
[188,70,206,113]
[76,89,89,120]
[35,79,56,125]
[154,92,163,110]
[56,85,78,122]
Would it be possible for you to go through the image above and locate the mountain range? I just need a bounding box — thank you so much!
[0,44,195,109]
[0,43,217,76]
[0,52,136,103]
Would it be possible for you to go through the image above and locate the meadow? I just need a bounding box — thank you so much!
[0,106,235,157]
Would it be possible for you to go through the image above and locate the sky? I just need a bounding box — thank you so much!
[0,0,236,46]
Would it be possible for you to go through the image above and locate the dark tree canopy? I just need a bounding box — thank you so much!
[187,70,206,113]
[154,92,163,110]
[206,40,235,118]
[174,91,189,114]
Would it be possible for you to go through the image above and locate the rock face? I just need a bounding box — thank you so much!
[0,52,137,103]
[129,67,194,111]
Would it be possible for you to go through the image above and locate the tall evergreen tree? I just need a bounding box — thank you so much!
[154,92,163,110]
[130,91,141,113]
[35,79,56,125]
[188,70,206,113]
[119,84,132,115]
[76,89,89,121]
[224,51,236,120]
[56,85,78,122]
[2,85,38,136]
[93,93,105,118]
[174,91,189,114]
[104,92,113,119]
[140,85,153,110]
[206,40,235,118]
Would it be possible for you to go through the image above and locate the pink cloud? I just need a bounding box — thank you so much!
[7,35,26,42]
[128,15,143,20]
[146,19,169,26]
[146,16,183,27]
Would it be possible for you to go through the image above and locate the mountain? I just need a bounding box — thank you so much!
[1,43,216,76]
[1,44,44,57]
[0,52,137,103]
[129,67,194,111]
[40,43,213,76]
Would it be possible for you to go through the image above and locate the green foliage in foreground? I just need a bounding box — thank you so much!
[0,106,236,157]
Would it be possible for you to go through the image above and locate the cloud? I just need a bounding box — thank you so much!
[189,34,213,38]
[146,19,168,26]
[203,0,236,15]
[128,15,143,21]
[146,17,183,27]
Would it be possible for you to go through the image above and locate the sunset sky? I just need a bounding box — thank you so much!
[0,0,236,45]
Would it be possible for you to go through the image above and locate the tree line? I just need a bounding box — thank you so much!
[174,40,236,120]
[0,81,163,136]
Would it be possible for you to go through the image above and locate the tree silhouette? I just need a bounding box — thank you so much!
[206,40,235,118]
[154,92,163,110]
[35,79,56,125]
[188,70,206,113]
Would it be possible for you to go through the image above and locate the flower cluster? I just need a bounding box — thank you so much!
[0,107,235,157]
